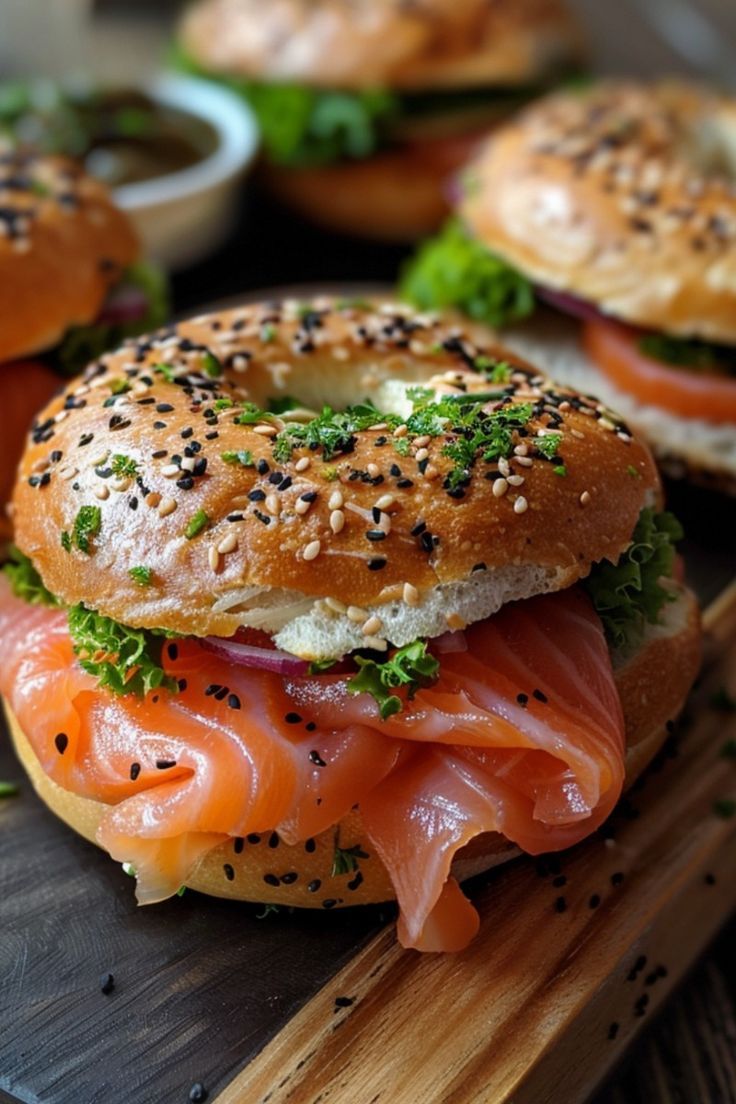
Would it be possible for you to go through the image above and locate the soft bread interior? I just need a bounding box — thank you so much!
[500,310,736,487]
[3,586,700,908]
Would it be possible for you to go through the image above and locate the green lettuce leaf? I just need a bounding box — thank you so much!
[585,508,684,651]
[53,261,169,376]
[347,640,440,719]
[2,547,60,608]
[400,218,535,328]
[68,604,178,697]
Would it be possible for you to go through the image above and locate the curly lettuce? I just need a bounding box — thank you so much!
[400,218,535,329]
[53,261,169,376]
[68,604,178,698]
[3,547,60,608]
[585,508,684,651]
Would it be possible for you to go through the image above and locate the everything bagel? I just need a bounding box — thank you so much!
[12,298,658,659]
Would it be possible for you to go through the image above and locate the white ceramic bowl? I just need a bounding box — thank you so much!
[113,74,259,271]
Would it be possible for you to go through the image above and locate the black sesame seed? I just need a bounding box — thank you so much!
[227,694,241,710]
[177,679,187,692]
[223,863,235,881]
[204,684,221,696]
[348,871,364,891]
[167,643,179,661]
[334,996,354,1009]
[263,874,279,887]
[322,899,338,909]
[280,872,298,885]
[309,750,327,767]
[130,762,141,781]
[304,838,316,853]
[285,712,302,725]
[554,896,567,913]
[156,403,174,413]
[99,972,115,995]
[307,879,321,893]
[54,732,68,755]
[189,1083,208,1103]
[181,427,193,439]
[268,832,280,849]
[214,686,228,701]
[517,693,529,707]
[589,894,601,909]
[256,459,270,475]
[233,837,244,854]
[156,759,177,770]
[153,421,166,430]
[368,558,386,571]
[533,689,548,703]
[611,871,625,886]
[247,833,261,845]
[366,529,386,542]
[607,1022,619,1040]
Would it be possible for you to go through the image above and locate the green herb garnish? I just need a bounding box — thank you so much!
[61,531,72,552]
[72,505,102,554]
[347,640,440,719]
[184,509,209,540]
[308,658,337,674]
[332,841,369,877]
[534,433,562,460]
[0,781,19,798]
[109,378,131,396]
[585,508,683,651]
[400,218,535,328]
[202,351,222,378]
[111,454,139,479]
[273,402,386,462]
[68,604,177,697]
[553,465,567,477]
[3,546,59,607]
[267,395,302,415]
[221,449,255,468]
[128,566,152,587]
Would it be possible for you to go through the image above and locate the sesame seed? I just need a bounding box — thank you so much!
[325,596,347,614]
[330,509,345,534]
[403,582,420,606]
[514,496,529,515]
[295,456,310,472]
[580,491,591,506]
[180,456,195,472]
[363,636,388,651]
[374,494,395,511]
[294,497,312,515]
[265,493,279,515]
[393,424,408,438]
[208,546,220,572]
[161,464,179,478]
[498,457,510,477]
[571,428,585,439]
[347,606,368,622]
[145,491,161,508]
[446,612,465,630]
[507,474,525,487]
[415,448,429,463]
[515,456,533,468]
[492,477,509,498]
[253,424,278,437]
[217,533,238,555]
[362,616,383,636]
[367,463,380,478]
[157,497,177,518]
[328,490,344,510]
[94,485,109,501]
[303,539,321,562]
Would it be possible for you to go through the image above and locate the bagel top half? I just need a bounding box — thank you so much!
[461,80,736,342]
[0,146,139,365]
[13,299,659,660]
[179,0,583,92]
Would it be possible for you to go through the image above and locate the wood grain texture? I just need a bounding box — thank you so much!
[217,596,736,1104]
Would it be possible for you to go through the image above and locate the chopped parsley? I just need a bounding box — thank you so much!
[202,351,222,378]
[553,464,567,477]
[347,640,440,719]
[72,505,102,554]
[400,218,535,328]
[221,449,255,468]
[534,433,562,460]
[273,402,385,462]
[110,454,139,479]
[584,508,683,651]
[68,604,177,697]
[0,781,19,798]
[184,509,210,540]
[234,402,273,426]
[626,465,642,479]
[3,547,59,607]
[128,565,152,587]
[332,841,369,877]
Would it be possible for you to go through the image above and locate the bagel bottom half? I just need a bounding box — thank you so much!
[261,137,477,242]
[3,588,700,910]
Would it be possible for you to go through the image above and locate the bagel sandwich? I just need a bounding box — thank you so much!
[0,145,167,537]
[174,0,584,240]
[401,80,736,492]
[1,299,700,952]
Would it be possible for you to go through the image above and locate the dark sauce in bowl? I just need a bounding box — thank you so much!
[0,80,219,186]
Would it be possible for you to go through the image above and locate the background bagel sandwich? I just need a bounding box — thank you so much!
[1,299,700,952]
[174,0,584,240]
[0,145,168,537]
[401,80,736,493]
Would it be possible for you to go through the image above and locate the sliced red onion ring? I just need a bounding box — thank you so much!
[97,285,150,327]
[432,629,468,654]
[201,636,310,676]
[535,285,608,325]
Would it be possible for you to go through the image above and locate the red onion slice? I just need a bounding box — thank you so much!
[432,630,468,654]
[201,636,310,676]
[98,285,150,327]
[535,285,608,325]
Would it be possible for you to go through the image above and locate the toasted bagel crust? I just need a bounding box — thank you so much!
[179,0,582,92]
[12,300,658,645]
[3,586,701,908]
[461,81,736,342]
[0,148,139,363]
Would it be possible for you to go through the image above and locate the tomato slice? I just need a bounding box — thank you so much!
[582,319,736,425]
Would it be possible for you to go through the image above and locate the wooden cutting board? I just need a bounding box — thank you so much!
[0,511,734,1104]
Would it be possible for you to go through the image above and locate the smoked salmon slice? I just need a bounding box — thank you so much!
[0,577,625,951]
